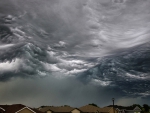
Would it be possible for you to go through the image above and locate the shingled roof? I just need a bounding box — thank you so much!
[39,106,74,113]
[107,105,141,111]
[0,104,43,113]
[0,105,9,111]
[79,105,100,112]
[98,107,113,113]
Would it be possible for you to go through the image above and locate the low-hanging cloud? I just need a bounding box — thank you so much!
[0,75,149,108]
[0,0,150,107]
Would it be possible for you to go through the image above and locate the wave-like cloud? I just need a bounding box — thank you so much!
[0,0,150,103]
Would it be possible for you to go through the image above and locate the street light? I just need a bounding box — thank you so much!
[112,98,115,113]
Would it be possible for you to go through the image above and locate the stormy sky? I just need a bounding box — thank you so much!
[0,0,150,107]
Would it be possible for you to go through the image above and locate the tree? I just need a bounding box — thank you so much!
[64,105,70,107]
[89,103,98,107]
[132,104,142,108]
[143,104,149,112]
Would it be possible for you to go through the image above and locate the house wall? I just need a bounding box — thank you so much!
[109,108,118,113]
[18,108,34,113]
[126,111,140,113]
[134,110,141,113]
[71,109,80,113]
[0,109,4,113]
[47,111,52,113]
[126,111,134,113]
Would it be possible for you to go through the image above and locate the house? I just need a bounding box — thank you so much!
[40,105,117,113]
[0,104,42,113]
[98,107,118,113]
[39,106,82,113]
[112,106,142,113]
[79,105,100,113]
[124,106,141,113]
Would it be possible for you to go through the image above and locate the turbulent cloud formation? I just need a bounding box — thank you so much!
[0,0,150,107]
[0,76,149,107]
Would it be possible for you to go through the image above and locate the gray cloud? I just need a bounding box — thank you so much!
[1,0,150,57]
[0,75,149,107]
[0,0,150,107]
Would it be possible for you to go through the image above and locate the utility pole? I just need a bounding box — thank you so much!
[112,98,115,113]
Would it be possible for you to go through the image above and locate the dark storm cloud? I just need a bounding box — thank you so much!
[1,0,150,57]
[0,75,148,108]
[78,42,150,98]
[0,0,150,107]
[0,76,108,107]
[0,0,150,78]
[0,75,149,107]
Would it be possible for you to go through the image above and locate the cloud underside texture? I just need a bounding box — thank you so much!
[0,76,150,107]
[0,0,150,107]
